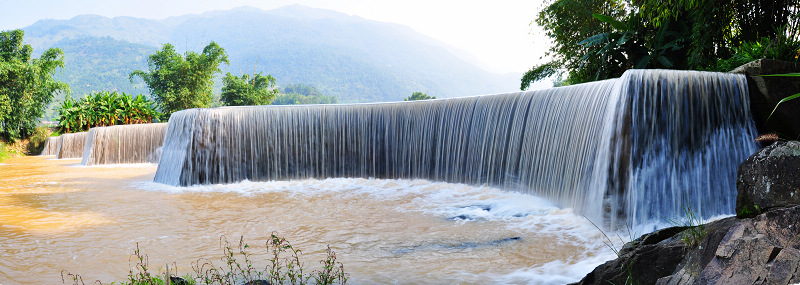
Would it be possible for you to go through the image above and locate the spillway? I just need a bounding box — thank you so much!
[81,123,168,166]
[39,136,60,156]
[56,132,89,159]
[154,69,759,226]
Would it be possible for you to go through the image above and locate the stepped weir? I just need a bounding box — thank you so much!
[81,123,168,166]
[40,136,60,156]
[56,132,89,159]
[154,69,758,225]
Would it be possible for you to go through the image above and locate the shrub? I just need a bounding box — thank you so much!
[57,91,159,133]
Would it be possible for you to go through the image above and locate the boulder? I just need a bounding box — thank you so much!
[731,59,800,140]
[736,141,800,218]
[574,206,800,285]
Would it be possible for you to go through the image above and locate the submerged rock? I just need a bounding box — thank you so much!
[573,206,800,285]
[737,141,800,218]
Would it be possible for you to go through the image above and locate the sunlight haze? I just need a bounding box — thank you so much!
[0,0,550,74]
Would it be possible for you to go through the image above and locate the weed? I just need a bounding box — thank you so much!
[62,233,347,285]
[586,217,638,285]
[670,204,707,248]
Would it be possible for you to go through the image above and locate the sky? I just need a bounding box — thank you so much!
[0,0,552,74]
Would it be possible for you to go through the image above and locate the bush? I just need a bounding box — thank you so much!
[57,91,159,133]
[715,33,800,71]
[25,126,52,154]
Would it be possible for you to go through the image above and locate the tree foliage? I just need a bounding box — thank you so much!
[56,91,159,133]
[404,91,435,101]
[0,29,69,140]
[130,42,229,119]
[522,0,800,88]
[221,72,278,106]
[273,84,338,105]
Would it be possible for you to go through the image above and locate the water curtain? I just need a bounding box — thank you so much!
[56,132,89,159]
[81,123,169,166]
[40,136,60,156]
[154,70,758,225]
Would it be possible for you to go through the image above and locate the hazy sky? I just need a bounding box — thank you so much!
[0,0,551,74]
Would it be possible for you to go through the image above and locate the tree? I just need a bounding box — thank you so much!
[0,29,69,141]
[130,42,228,119]
[220,72,278,106]
[521,0,800,89]
[273,84,338,105]
[404,91,435,101]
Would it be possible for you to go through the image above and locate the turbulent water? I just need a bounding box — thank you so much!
[81,123,168,166]
[156,69,758,228]
[0,156,615,284]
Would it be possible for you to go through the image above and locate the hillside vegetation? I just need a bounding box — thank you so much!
[22,5,519,109]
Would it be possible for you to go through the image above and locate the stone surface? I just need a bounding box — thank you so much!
[732,59,800,140]
[736,141,800,218]
[574,206,800,285]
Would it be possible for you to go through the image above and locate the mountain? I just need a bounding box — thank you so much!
[23,5,521,105]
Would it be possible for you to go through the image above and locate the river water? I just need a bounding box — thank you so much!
[0,156,615,284]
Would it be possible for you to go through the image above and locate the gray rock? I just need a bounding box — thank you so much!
[575,206,800,285]
[736,141,800,218]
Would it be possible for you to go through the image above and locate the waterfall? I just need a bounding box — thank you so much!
[609,70,758,226]
[154,69,758,226]
[40,136,60,156]
[81,123,168,166]
[56,132,89,159]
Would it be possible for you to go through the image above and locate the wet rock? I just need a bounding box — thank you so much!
[574,206,800,285]
[736,141,800,218]
[732,59,800,140]
[573,226,692,285]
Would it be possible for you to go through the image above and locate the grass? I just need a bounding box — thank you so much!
[669,203,707,248]
[62,233,348,285]
[0,141,10,162]
[586,217,639,285]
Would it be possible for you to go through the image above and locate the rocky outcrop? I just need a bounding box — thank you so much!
[574,206,800,285]
[732,59,800,140]
[737,141,800,218]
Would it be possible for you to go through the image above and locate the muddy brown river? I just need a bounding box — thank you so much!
[0,156,614,284]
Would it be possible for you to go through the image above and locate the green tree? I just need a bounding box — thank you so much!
[273,84,338,105]
[404,91,435,101]
[0,29,69,141]
[521,0,800,88]
[220,72,278,106]
[130,42,229,119]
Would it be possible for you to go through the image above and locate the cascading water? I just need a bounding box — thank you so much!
[154,69,759,227]
[81,123,168,166]
[56,132,89,159]
[608,70,758,228]
[39,136,60,156]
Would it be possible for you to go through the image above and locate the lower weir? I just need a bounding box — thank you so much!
[56,132,89,159]
[81,123,168,166]
[40,136,60,156]
[154,69,758,226]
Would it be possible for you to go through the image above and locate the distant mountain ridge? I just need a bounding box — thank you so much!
[22,5,520,105]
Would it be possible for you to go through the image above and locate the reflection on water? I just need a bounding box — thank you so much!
[0,156,615,284]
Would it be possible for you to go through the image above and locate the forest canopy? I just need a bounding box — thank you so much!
[521,0,800,89]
